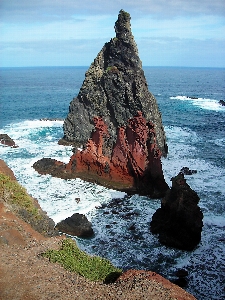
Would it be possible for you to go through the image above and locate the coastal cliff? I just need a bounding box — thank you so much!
[0,160,196,300]
[34,10,168,197]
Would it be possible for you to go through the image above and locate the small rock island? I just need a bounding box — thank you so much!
[150,172,203,250]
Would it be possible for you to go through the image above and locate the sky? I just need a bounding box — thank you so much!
[0,0,225,67]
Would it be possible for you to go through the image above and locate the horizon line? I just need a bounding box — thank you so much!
[1,65,224,69]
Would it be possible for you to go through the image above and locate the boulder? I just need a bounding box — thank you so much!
[0,134,18,148]
[219,100,225,106]
[150,173,203,250]
[55,213,94,238]
[187,96,198,100]
[33,158,67,178]
[180,167,197,175]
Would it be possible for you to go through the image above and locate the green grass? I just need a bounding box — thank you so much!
[0,173,39,217]
[106,66,119,73]
[42,239,122,282]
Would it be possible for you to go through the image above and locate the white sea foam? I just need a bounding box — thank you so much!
[0,120,126,223]
[204,215,225,227]
[170,95,225,111]
[214,138,225,147]
[163,126,225,207]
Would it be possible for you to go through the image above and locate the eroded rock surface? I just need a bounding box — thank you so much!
[34,112,168,197]
[150,173,203,250]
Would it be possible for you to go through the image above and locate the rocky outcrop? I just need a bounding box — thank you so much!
[150,173,203,250]
[34,10,169,197]
[40,118,64,121]
[59,10,167,158]
[219,100,225,106]
[55,213,94,237]
[0,134,18,148]
[116,270,196,300]
[180,167,197,175]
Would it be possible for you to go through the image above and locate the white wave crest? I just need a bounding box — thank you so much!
[170,95,225,111]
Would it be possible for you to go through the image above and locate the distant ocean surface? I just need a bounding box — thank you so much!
[0,66,225,299]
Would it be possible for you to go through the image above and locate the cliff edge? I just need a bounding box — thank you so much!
[0,161,196,299]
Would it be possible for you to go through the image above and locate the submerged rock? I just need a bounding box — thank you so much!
[34,10,168,197]
[150,173,203,250]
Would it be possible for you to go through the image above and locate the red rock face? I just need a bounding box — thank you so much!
[66,112,168,197]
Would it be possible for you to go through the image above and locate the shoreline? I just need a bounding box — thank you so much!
[0,159,196,299]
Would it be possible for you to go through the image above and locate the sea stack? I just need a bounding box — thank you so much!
[59,10,167,157]
[150,173,203,250]
[34,10,168,197]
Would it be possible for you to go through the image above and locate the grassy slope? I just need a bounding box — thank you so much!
[0,171,122,282]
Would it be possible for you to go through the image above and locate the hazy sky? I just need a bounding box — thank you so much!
[0,0,225,67]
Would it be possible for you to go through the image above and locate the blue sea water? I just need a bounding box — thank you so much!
[0,66,225,299]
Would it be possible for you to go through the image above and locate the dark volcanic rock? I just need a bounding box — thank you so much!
[150,173,203,250]
[180,167,197,175]
[59,10,167,157]
[0,134,18,148]
[187,96,198,100]
[33,158,70,179]
[55,213,94,237]
[34,10,169,198]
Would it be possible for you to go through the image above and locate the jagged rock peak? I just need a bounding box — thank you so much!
[114,9,139,59]
[60,10,167,158]
[115,10,134,43]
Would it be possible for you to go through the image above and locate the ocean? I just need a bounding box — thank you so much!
[0,66,225,299]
